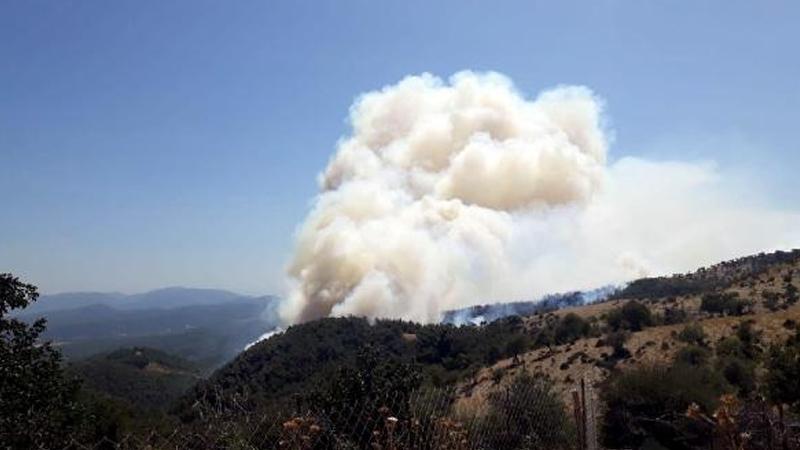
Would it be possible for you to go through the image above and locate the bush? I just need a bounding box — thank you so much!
[304,346,423,448]
[764,330,800,411]
[600,363,727,449]
[605,330,631,359]
[606,300,653,331]
[663,307,689,325]
[718,358,756,396]
[735,320,762,360]
[676,345,711,366]
[786,283,799,305]
[716,336,745,359]
[700,292,751,316]
[763,290,781,311]
[554,313,590,345]
[480,374,575,449]
[677,323,706,346]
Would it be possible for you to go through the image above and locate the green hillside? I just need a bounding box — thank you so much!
[69,347,201,412]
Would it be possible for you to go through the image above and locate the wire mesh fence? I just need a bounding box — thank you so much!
[48,376,800,450]
[59,377,597,450]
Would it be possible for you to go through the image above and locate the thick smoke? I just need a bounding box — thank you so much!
[281,71,800,325]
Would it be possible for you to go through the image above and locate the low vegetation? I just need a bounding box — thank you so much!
[3,249,800,449]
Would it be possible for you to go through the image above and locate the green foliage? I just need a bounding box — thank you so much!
[505,335,530,361]
[0,273,87,447]
[700,292,751,316]
[179,315,537,421]
[718,357,756,396]
[614,276,711,300]
[304,345,423,448]
[69,347,200,411]
[716,336,746,359]
[597,330,631,369]
[605,330,631,359]
[606,300,653,331]
[102,346,197,372]
[662,306,689,325]
[734,320,762,360]
[786,282,799,305]
[675,345,711,366]
[613,250,800,301]
[479,374,575,450]
[677,323,706,346]
[707,323,760,398]
[554,312,591,345]
[600,362,728,449]
[763,290,782,311]
[764,330,800,411]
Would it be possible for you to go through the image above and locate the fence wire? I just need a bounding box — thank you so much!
[58,378,595,450]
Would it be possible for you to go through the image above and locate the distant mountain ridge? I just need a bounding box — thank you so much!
[17,287,282,370]
[21,286,256,315]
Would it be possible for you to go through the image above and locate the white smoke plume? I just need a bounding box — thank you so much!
[281,71,800,325]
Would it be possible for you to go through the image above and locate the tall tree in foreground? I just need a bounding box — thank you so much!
[0,273,85,448]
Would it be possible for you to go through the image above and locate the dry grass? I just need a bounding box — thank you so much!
[455,258,800,411]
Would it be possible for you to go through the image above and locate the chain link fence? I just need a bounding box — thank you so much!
[59,377,598,450]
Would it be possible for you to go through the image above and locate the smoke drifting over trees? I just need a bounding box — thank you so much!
[282,72,800,325]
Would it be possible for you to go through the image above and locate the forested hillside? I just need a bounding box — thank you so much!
[3,249,800,449]
[69,347,201,411]
[176,249,800,449]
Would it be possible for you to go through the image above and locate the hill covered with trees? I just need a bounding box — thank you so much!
[68,347,201,412]
[3,249,800,449]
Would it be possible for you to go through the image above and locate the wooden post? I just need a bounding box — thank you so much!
[572,389,584,450]
[582,378,595,450]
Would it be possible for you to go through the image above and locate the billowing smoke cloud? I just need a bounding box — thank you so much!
[281,71,800,325]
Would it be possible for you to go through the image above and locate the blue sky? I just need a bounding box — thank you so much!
[1,0,798,295]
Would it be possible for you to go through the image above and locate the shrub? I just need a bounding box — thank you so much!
[676,345,711,366]
[700,292,751,316]
[764,330,800,411]
[480,374,575,449]
[786,283,799,305]
[304,346,423,448]
[718,358,756,396]
[716,336,745,359]
[677,323,707,346]
[600,363,727,449]
[735,320,762,360]
[663,307,689,325]
[554,313,590,345]
[762,289,781,311]
[605,330,631,360]
[606,300,653,331]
